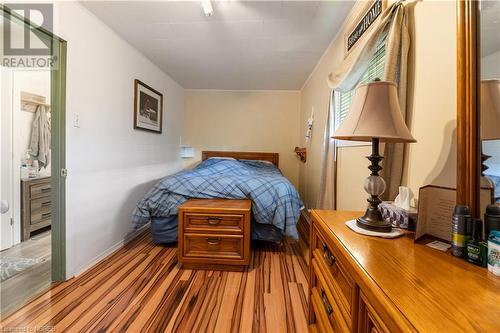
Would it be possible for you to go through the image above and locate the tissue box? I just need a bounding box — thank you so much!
[379,201,417,230]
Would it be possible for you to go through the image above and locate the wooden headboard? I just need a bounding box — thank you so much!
[201,151,279,167]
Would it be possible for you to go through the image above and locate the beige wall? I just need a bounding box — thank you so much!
[336,146,372,210]
[184,90,301,186]
[402,0,457,200]
[299,0,457,210]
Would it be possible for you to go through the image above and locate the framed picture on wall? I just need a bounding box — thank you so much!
[134,79,163,133]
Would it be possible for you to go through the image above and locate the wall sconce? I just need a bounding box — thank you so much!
[180,145,194,158]
[294,147,307,163]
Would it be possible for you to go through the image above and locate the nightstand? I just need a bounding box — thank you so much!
[178,199,251,271]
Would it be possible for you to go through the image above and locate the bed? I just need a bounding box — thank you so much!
[132,151,303,244]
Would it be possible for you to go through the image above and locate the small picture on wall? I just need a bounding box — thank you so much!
[134,79,163,133]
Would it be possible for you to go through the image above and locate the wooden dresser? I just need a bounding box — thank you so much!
[309,210,500,332]
[21,176,52,241]
[178,199,251,270]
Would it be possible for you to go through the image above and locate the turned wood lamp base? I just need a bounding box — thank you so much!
[356,138,392,233]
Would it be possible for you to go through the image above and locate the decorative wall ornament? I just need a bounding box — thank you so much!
[294,147,307,163]
[344,0,387,58]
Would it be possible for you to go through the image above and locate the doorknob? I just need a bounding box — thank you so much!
[0,200,9,214]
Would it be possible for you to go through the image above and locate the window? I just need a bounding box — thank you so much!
[332,31,388,147]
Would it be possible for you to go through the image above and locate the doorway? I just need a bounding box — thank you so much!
[0,5,66,316]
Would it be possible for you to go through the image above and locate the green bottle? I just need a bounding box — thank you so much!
[466,218,487,267]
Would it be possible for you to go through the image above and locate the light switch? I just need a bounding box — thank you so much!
[73,114,80,128]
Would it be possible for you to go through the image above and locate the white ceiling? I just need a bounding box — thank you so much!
[82,1,355,90]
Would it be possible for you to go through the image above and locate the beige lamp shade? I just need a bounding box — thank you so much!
[481,79,500,141]
[332,81,416,143]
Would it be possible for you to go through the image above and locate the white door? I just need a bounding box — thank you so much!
[0,67,14,251]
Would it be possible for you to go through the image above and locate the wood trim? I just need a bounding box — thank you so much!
[201,151,279,167]
[456,0,480,216]
[50,36,67,282]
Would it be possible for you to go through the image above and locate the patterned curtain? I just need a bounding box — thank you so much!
[317,92,337,209]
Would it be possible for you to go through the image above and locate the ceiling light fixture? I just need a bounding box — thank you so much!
[201,0,214,17]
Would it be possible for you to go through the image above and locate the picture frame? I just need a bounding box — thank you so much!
[415,185,456,243]
[134,79,163,133]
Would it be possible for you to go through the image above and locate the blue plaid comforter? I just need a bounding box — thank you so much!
[132,158,303,243]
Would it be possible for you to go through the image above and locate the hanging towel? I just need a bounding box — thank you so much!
[29,105,51,169]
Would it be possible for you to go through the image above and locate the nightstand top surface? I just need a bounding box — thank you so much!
[180,199,251,211]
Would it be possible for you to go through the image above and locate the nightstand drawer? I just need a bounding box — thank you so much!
[183,234,244,260]
[184,212,244,233]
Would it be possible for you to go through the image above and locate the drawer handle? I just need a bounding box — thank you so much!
[41,212,51,218]
[323,245,336,266]
[206,237,221,245]
[321,288,333,315]
[206,217,222,225]
[41,188,51,193]
[42,201,51,207]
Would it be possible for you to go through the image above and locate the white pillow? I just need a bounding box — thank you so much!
[241,159,274,166]
[207,157,236,161]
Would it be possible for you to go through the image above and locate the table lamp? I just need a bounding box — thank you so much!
[481,79,500,141]
[332,80,416,232]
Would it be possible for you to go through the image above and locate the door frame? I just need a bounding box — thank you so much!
[1,5,67,281]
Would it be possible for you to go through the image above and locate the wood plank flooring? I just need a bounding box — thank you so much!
[0,230,309,333]
[0,231,51,316]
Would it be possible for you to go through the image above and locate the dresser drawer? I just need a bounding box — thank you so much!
[31,197,51,213]
[30,182,51,198]
[312,258,350,332]
[183,212,244,233]
[311,287,334,333]
[313,226,355,323]
[358,292,389,333]
[183,234,244,259]
[31,209,51,225]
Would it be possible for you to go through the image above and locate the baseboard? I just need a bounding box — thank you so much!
[297,210,311,246]
[72,223,150,278]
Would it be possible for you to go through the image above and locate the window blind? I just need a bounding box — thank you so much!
[334,32,387,131]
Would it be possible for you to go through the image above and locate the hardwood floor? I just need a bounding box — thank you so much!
[0,230,51,316]
[0,230,309,332]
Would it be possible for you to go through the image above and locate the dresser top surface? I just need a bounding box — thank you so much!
[312,209,500,332]
[21,175,51,182]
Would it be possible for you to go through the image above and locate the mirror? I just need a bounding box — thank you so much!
[479,1,500,214]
